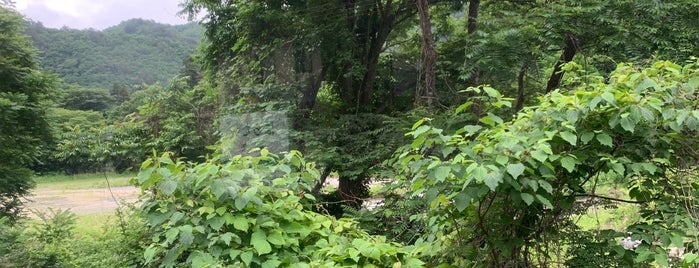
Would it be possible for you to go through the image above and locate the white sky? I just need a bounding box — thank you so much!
[14,0,191,30]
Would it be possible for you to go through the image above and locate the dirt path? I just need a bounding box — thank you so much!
[26,186,141,217]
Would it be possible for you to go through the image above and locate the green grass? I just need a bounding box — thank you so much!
[34,172,135,190]
[73,213,114,237]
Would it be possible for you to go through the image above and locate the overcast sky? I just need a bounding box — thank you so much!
[14,0,191,30]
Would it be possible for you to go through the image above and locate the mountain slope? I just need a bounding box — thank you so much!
[25,19,203,88]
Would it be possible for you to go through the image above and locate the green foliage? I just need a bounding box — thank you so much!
[395,60,699,266]
[0,7,56,222]
[134,150,423,267]
[59,85,114,111]
[24,19,203,88]
[0,206,149,268]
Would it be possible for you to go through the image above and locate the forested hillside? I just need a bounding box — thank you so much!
[3,1,699,267]
[24,19,202,87]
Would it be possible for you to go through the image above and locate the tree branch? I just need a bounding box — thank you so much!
[574,193,647,204]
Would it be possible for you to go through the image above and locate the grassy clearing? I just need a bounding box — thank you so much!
[34,172,135,190]
[572,183,641,231]
[73,213,114,236]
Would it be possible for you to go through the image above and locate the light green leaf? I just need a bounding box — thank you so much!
[496,155,509,165]
[536,194,553,209]
[433,166,450,182]
[463,125,482,135]
[160,180,177,195]
[179,225,193,248]
[483,171,503,191]
[232,216,248,232]
[208,216,225,230]
[619,117,635,133]
[538,180,553,194]
[601,92,616,105]
[531,149,548,163]
[412,125,430,137]
[506,163,525,179]
[221,233,234,245]
[520,193,534,205]
[267,231,284,246]
[240,251,253,266]
[251,229,272,255]
[560,131,577,145]
[683,253,698,264]
[580,132,594,144]
[655,254,669,267]
[454,191,472,212]
[560,156,576,173]
[596,133,613,147]
[165,228,179,244]
[566,110,579,123]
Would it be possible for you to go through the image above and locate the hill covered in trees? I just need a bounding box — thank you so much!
[24,19,203,88]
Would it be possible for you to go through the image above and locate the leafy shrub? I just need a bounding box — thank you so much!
[395,60,699,266]
[134,149,424,267]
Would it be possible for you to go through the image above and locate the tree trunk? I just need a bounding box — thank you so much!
[545,34,578,93]
[466,0,480,87]
[515,64,527,112]
[299,50,327,117]
[337,176,367,208]
[416,0,438,107]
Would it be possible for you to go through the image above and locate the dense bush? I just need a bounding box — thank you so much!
[134,150,424,267]
[0,207,148,268]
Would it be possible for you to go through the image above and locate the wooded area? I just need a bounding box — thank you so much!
[2,0,699,267]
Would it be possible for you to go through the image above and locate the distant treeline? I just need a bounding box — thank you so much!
[24,18,203,88]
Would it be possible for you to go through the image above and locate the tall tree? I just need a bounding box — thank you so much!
[0,7,56,222]
[182,0,420,206]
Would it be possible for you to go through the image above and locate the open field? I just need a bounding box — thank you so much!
[26,173,141,218]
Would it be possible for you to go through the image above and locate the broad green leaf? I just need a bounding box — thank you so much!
[454,191,472,212]
[412,125,430,137]
[495,155,509,165]
[251,229,272,255]
[267,231,284,246]
[228,249,241,259]
[619,117,635,133]
[483,171,503,191]
[560,131,577,145]
[531,149,548,163]
[165,228,179,244]
[221,233,234,245]
[566,110,579,123]
[138,167,153,184]
[538,180,553,194]
[179,225,194,248]
[560,156,576,173]
[520,193,534,205]
[636,250,652,262]
[683,253,698,265]
[580,132,594,144]
[596,133,613,147]
[601,92,616,105]
[160,180,177,195]
[536,194,553,209]
[655,254,669,267]
[463,125,482,135]
[235,197,249,210]
[433,166,450,182]
[208,216,225,230]
[232,216,248,232]
[641,163,658,175]
[240,251,253,266]
[506,163,525,179]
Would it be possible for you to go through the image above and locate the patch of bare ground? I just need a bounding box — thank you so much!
[25,186,141,217]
